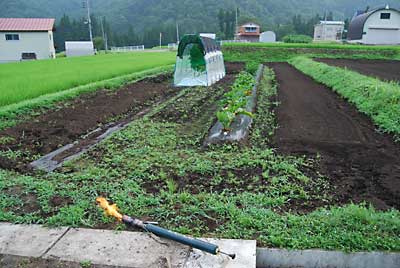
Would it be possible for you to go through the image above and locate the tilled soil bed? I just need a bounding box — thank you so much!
[268,62,400,210]
[0,63,245,173]
[0,73,178,172]
[315,58,400,82]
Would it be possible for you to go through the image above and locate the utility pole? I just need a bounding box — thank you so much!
[83,0,94,43]
[159,32,162,49]
[235,7,239,40]
[176,21,180,43]
[100,17,108,52]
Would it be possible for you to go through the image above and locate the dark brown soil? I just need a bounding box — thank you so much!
[0,74,179,171]
[315,58,400,82]
[0,254,122,268]
[267,62,400,210]
[3,185,41,215]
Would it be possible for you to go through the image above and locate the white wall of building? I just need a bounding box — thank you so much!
[65,41,94,57]
[362,10,400,45]
[314,23,344,42]
[0,31,55,63]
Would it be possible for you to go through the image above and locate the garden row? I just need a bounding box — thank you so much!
[290,57,400,138]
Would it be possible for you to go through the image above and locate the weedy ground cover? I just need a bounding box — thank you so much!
[1,68,399,251]
[290,57,400,139]
[0,52,175,107]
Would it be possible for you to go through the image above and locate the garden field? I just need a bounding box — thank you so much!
[268,62,399,210]
[223,42,400,51]
[0,46,399,253]
[223,42,400,62]
[315,58,400,82]
[0,52,175,107]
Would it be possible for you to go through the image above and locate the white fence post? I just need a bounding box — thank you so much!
[110,45,145,52]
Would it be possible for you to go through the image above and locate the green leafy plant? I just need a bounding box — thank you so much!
[190,44,206,72]
[216,72,256,130]
[245,61,260,75]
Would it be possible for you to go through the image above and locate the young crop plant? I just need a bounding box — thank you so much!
[216,72,255,130]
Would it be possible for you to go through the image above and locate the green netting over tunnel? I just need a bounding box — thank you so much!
[174,34,226,87]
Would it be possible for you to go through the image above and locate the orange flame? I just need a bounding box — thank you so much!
[96,197,123,221]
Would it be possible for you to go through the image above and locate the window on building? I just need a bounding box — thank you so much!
[381,13,391,19]
[5,34,19,41]
[245,27,258,33]
[21,53,37,60]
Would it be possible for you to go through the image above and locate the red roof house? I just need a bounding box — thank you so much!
[0,18,56,62]
[0,18,55,32]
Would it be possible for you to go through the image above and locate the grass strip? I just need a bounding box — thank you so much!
[223,42,400,51]
[0,65,173,130]
[0,52,176,107]
[289,56,400,139]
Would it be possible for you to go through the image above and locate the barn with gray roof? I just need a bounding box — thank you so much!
[348,6,400,45]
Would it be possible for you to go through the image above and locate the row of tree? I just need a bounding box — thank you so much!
[54,10,349,52]
[54,14,179,52]
[217,8,239,39]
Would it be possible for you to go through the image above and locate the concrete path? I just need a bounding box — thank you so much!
[256,248,400,268]
[0,223,256,268]
[1,223,399,268]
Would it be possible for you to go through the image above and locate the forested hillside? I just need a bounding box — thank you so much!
[1,0,399,49]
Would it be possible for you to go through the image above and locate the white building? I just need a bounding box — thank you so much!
[65,41,95,57]
[314,21,345,42]
[260,31,276,43]
[0,18,56,63]
[348,6,400,45]
[200,33,216,40]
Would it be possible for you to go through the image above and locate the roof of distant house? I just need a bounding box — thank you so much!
[0,18,55,32]
[240,22,260,27]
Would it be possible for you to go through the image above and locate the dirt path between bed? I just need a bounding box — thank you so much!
[267,62,400,210]
[315,58,400,82]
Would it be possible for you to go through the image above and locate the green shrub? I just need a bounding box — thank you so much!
[282,34,313,44]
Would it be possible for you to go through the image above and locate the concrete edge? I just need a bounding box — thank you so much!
[256,247,400,268]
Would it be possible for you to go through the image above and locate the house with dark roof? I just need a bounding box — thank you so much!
[348,5,400,45]
[0,18,56,63]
